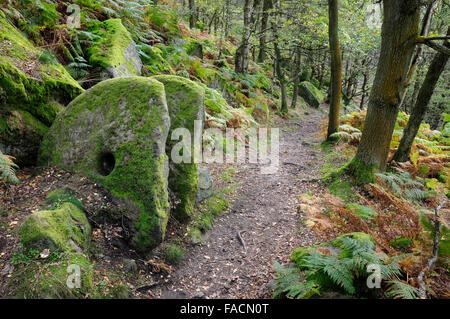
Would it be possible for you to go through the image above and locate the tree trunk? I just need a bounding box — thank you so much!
[327,0,342,140]
[189,0,196,29]
[359,71,368,109]
[398,0,436,110]
[235,0,253,73]
[393,27,450,163]
[291,47,301,108]
[352,0,420,180]
[271,0,287,113]
[258,0,272,63]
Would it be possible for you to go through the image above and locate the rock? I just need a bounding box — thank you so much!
[88,19,142,79]
[196,165,214,202]
[122,258,138,273]
[183,39,203,59]
[38,77,171,252]
[0,12,83,165]
[193,291,205,299]
[20,202,91,252]
[141,46,173,75]
[298,81,324,108]
[152,75,205,222]
[12,252,94,298]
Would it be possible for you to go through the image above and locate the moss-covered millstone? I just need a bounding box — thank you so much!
[298,81,324,108]
[88,19,142,79]
[21,202,91,253]
[152,75,205,222]
[38,77,171,252]
[0,12,83,165]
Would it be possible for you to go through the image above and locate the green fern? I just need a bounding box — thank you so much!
[0,150,19,184]
[385,280,421,299]
[273,236,403,299]
[375,171,428,202]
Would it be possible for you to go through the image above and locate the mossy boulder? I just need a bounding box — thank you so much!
[11,252,93,299]
[298,81,324,108]
[38,77,171,252]
[0,13,83,165]
[141,46,173,75]
[88,19,142,79]
[21,202,91,253]
[183,39,203,59]
[151,75,205,222]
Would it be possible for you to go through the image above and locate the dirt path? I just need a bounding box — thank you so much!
[156,106,326,299]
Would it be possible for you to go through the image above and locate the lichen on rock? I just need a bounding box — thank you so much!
[152,75,205,222]
[38,77,171,252]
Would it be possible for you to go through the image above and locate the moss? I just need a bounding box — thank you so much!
[328,177,357,202]
[0,14,83,121]
[20,202,91,253]
[38,77,171,252]
[141,46,173,74]
[11,252,93,299]
[298,81,324,108]
[343,157,377,185]
[390,237,414,252]
[46,187,84,211]
[87,19,134,72]
[152,75,205,222]
[183,38,203,58]
[0,13,82,164]
[191,190,229,235]
[162,244,184,265]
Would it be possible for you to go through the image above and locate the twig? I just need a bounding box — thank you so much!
[418,201,446,298]
[237,230,247,251]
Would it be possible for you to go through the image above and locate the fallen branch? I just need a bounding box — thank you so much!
[418,201,446,299]
[237,230,247,251]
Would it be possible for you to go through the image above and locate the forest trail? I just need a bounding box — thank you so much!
[157,106,326,299]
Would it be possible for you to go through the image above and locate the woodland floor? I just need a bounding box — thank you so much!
[0,105,329,299]
[156,105,327,299]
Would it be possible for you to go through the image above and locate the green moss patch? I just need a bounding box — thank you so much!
[88,19,141,77]
[20,202,91,253]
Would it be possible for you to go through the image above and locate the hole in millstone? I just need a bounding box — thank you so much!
[97,152,115,176]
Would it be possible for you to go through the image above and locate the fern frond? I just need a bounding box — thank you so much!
[385,280,421,299]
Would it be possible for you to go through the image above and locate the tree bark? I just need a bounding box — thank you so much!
[327,0,342,140]
[235,0,260,73]
[353,0,420,176]
[189,0,197,29]
[291,47,301,108]
[257,0,272,63]
[393,27,450,163]
[398,0,436,110]
[271,0,288,113]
